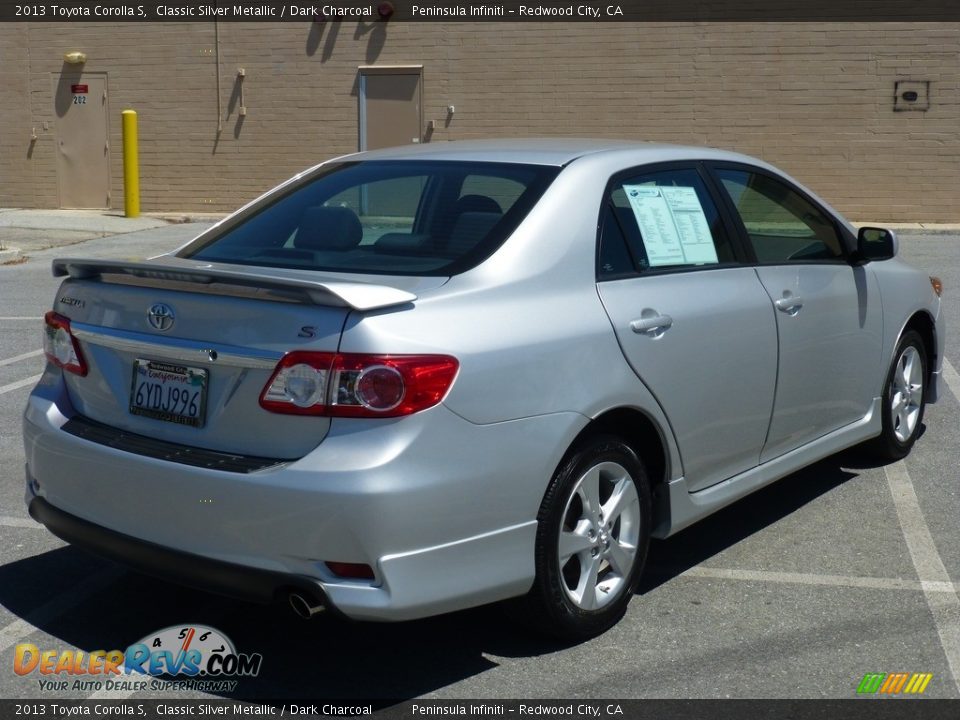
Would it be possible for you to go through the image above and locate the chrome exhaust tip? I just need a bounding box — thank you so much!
[288,592,326,619]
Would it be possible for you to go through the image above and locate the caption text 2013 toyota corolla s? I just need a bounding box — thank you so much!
[24,140,944,639]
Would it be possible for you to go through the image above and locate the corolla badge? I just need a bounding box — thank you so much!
[147,303,175,332]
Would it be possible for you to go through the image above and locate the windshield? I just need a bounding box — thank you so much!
[179,160,560,276]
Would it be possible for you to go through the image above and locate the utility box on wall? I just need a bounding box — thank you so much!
[894,80,931,112]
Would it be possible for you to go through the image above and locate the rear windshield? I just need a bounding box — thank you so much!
[179,160,560,276]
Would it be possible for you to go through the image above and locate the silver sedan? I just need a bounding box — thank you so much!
[25,139,944,639]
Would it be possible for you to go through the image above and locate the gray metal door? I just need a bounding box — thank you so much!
[359,68,422,151]
[52,72,110,209]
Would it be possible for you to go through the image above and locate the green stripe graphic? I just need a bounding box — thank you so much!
[857,673,886,694]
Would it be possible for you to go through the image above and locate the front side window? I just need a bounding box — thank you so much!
[714,168,844,263]
[598,167,734,278]
[179,161,559,276]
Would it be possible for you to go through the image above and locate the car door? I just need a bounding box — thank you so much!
[710,164,884,462]
[596,164,778,492]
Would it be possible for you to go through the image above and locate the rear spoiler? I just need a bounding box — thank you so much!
[52,258,417,311]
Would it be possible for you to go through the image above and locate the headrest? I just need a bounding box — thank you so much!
[455,194,502,215]
[447,211,502,256]
[295,206,363,251]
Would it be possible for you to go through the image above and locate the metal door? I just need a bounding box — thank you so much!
[359,69,422,151]
[53,72,110,209]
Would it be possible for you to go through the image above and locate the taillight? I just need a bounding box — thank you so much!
[259,352,458,418]
[260,352,334,415]
[43,312,88,376]
[329,354,459,417]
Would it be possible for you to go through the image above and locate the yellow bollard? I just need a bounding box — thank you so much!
[121,110,140,218]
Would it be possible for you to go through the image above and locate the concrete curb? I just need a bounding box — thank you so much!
[852,222,960,233]
[145,212,228,224]
[0,208,169,234]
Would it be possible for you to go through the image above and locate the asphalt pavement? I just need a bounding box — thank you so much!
[0,212,957,703]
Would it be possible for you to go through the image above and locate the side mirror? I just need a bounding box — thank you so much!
[855,226,898,263]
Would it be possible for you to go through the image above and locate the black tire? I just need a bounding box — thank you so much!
[515,434,652,641]
[869,330,928,461]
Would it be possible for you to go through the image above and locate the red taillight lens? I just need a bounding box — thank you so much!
[355,365,405,410]
[259,352,459,418]
[43,312,88,376]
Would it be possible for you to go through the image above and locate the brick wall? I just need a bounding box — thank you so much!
[0,25,35,208]
[1,21,958,221]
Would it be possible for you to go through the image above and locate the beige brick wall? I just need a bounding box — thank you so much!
[1,21,958,221]
[1,25,35,208]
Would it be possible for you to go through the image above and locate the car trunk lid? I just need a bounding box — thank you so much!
[50,257,435,460]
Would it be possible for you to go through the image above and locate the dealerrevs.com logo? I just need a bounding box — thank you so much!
[14,625,262,693]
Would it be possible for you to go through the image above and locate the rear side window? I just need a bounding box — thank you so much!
[179,161,559,276]
[598,168,734,277]
[714,168,844,263]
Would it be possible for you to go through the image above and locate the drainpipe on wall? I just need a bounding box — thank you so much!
[215,20,223,133]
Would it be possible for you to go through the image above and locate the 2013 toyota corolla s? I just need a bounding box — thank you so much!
[24,139,944,639]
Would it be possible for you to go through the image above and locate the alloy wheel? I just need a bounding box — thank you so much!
[891,345,923,443]
[557,461,641,610]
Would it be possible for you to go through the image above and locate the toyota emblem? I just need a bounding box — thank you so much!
[147,303,175,332]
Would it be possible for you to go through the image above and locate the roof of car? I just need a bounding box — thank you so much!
[337,138,760,167]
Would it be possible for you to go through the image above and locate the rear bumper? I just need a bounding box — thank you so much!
[23,369,581,621]
[28,494,328,608]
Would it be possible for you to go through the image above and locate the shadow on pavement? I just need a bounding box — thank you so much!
[640,452,864,593]
[0,546,570,701]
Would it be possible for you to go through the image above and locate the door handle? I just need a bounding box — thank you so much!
[630,314,673,334]
[774,296,803,314]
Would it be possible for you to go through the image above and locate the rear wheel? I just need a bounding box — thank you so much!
[870,330,927,461]
[517,435,651,640]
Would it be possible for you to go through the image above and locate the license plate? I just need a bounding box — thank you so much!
[129,359,208,428]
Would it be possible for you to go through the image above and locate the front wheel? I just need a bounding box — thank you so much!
[869,330,927,461]
[517,435,651,640]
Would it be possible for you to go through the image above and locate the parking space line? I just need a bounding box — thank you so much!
[942,358,960,403]
[0,568,120,653]
[0,349,43,367]
[663,565,956,593]
[885,460,960,695]
[0,317,40,321]
[0,516,41,529]
[0,374,42,395]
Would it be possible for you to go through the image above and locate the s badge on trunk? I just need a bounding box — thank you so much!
[147,303,175,332]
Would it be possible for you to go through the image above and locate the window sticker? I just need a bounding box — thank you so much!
[623,185,719,267]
